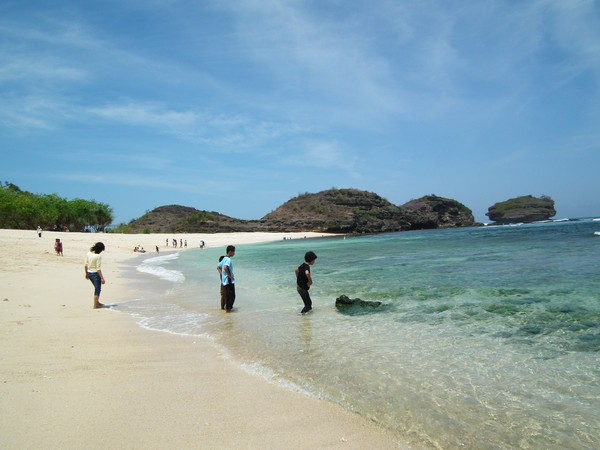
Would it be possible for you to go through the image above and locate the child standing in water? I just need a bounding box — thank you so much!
[295,251,317,314]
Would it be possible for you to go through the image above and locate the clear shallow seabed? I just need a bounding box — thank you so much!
[117,219,600,449]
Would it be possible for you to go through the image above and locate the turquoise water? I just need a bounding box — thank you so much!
[120,219,600,449]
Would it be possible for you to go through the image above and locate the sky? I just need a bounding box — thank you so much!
[1,0,599,225]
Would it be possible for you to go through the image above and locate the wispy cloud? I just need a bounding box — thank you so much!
[0,94,77,131]
[89,102,197,130]
[55,172,210,194]
[0,55,87,83]
[279,139,360,177]
[87,101,302,151]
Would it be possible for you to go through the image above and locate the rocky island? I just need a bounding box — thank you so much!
[400,195,475,230]
[486,195,556,224]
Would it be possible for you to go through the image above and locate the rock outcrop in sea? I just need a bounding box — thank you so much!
[400,195,476,229]
[486,195,556,224]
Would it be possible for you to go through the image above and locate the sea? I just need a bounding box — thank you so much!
[116,218,600,450]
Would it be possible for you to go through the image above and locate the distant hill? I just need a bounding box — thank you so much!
[123,205,262,233]
[121,189,478,234]
[486,195,556,224]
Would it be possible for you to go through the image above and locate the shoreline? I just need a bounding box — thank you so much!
[0,229,406,449]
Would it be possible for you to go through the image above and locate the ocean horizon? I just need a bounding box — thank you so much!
[116,218,600,449]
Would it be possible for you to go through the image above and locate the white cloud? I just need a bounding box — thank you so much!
[56,172,210,194]
[279,139,360,177]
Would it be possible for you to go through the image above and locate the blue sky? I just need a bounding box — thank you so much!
[1,0,599,225]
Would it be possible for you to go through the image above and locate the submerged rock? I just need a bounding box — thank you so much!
[335,295,386,315]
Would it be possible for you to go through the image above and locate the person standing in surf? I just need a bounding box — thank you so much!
[218,245,236,312]
[84,242,106,309]
[295,251,317,314]
[217,255,226,310]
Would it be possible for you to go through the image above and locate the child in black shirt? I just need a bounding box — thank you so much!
[295,251,317,314]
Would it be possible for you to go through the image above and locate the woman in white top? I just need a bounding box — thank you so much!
[84,242,106,309]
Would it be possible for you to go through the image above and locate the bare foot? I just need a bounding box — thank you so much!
[94,303,105,309]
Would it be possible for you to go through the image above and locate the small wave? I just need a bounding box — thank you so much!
[239,361,319,398]
[142,253,181,264]
[136,265,185,282]
[137,252,185,282]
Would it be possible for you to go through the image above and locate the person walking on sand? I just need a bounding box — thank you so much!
[84,242,106,309]
[296,251,317,314]
[37,226,42,238]
[217,255,226,310]
[54,238,63,256]
[218,245,236,312]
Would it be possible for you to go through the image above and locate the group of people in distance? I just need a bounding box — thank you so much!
[84,241,319,315]
[166,238,189,248]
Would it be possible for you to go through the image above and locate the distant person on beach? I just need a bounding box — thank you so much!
[217,255,226,309]
[84,242,106,309]
[218,245,236,312]
[295,251,317,314]
[37,226,42,238]
[54,238,63,256]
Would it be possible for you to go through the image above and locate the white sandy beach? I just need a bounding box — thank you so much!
[0,229,405,449]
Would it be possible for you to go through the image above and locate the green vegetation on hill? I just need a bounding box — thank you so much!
[0,182,113,231]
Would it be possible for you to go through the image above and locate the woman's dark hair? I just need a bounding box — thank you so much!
[90,242,105,254]
[304,251,317,263]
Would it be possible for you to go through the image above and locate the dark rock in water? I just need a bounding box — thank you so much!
[400,195,476,229]
[486,195,556,224]
[335,295,386,315]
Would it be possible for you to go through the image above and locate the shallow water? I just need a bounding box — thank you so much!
[118,219,600,449]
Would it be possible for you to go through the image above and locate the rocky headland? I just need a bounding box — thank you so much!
[120,190,558,234]
[122,188,480,234]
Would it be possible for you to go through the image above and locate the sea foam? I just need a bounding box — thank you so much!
[136,253,185,282]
